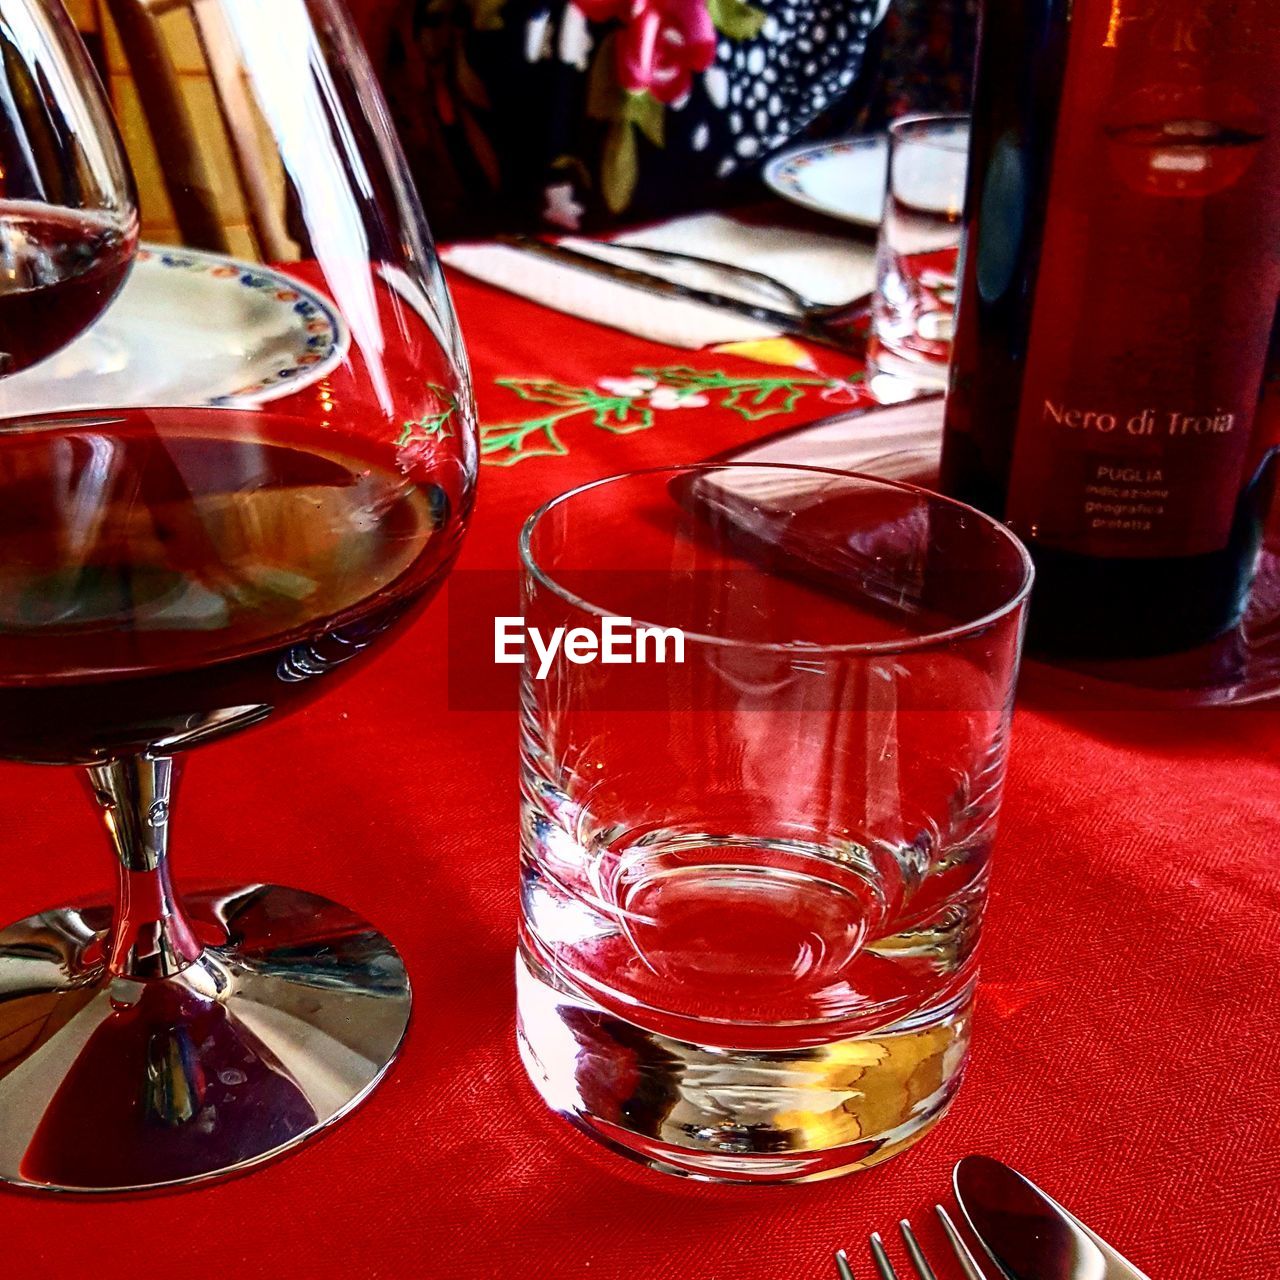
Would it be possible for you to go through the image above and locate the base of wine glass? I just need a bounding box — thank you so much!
[0,883,410,1194]
[865,336,951,403]
[516,946,970,1184]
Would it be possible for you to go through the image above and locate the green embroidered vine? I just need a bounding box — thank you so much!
[397,383,458,447]
[633,366,833,419]
[480,366,863,466]
[480,377,654,464]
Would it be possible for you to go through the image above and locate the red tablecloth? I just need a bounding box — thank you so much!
[0,275,1276,1279]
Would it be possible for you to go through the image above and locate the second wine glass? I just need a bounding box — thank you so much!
[0,0,138,375]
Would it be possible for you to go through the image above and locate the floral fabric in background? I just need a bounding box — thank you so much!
[380,0,884,236]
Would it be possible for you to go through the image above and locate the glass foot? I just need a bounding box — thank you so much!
[0,883,410,1193]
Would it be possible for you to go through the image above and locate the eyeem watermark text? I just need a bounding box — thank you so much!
[495,616,686,679]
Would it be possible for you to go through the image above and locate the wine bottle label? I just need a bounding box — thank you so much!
[1005,0,1280,559]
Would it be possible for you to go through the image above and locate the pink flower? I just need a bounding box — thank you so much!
[575,0,717,106]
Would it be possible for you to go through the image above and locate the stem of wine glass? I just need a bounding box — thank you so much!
[82,754,204,981]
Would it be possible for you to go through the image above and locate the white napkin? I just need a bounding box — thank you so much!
[440,212,877,349]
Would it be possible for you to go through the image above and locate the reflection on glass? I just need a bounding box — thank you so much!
[0,0,476,1193]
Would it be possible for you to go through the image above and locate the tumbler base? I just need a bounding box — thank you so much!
[0,883,410,1193]
[515,946,970,1185]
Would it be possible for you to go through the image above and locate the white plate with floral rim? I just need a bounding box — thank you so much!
[763,135,888,228]
[0,243,347,416]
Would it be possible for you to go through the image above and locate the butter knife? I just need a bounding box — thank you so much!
[954,1155,1154,1280]
[497,234,868,354]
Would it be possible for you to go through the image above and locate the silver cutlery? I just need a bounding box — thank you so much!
[573,239,864,322]
[954,1155,1153,1280]
[837,1156,1152,1280]
[835,1206,989,1279]
[498,233,870,354]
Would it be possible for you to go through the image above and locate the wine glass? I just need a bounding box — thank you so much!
[0,0,138,376]
[0,0,476,1192]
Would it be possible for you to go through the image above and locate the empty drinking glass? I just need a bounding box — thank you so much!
[516,464,1032,1183]
[869,114,970,396]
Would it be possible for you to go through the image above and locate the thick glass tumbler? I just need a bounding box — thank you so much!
[516,464,1032,1183]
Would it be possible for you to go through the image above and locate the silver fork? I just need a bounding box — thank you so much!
[835,1206,989,1280]
[498,234,870,354]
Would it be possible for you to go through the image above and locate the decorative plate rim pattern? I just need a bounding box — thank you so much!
[762,135,888,229]
[135,242,349,404]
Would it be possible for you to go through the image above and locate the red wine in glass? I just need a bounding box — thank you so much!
[0,201,137,375]
[0,0,479,1197]
[0,406,467,764]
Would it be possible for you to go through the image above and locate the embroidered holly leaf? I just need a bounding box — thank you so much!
[587,33,624,122]
[496,377,597,408]
[481,367,815,466]
[591,397,655,434]
[635,365,718,391]
[707,0,766,40]
[397,383,458,444]
[634,366,828,419]
[602,119,639,214]
[721,381,807,419]
[481,420,570,466]
[397,413,452,445]
[624,92,665,148]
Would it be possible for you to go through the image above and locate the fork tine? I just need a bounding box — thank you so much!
[868,1231,899,1280]
[835,1247,858,1280]
[899,1219,939,1280]
[935,1205,988,1280]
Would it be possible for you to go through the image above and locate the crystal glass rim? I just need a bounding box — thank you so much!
[888,111,971,153]
[518,463,1035,655]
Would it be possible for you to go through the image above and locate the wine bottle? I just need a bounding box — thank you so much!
[940,0,1280,657]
